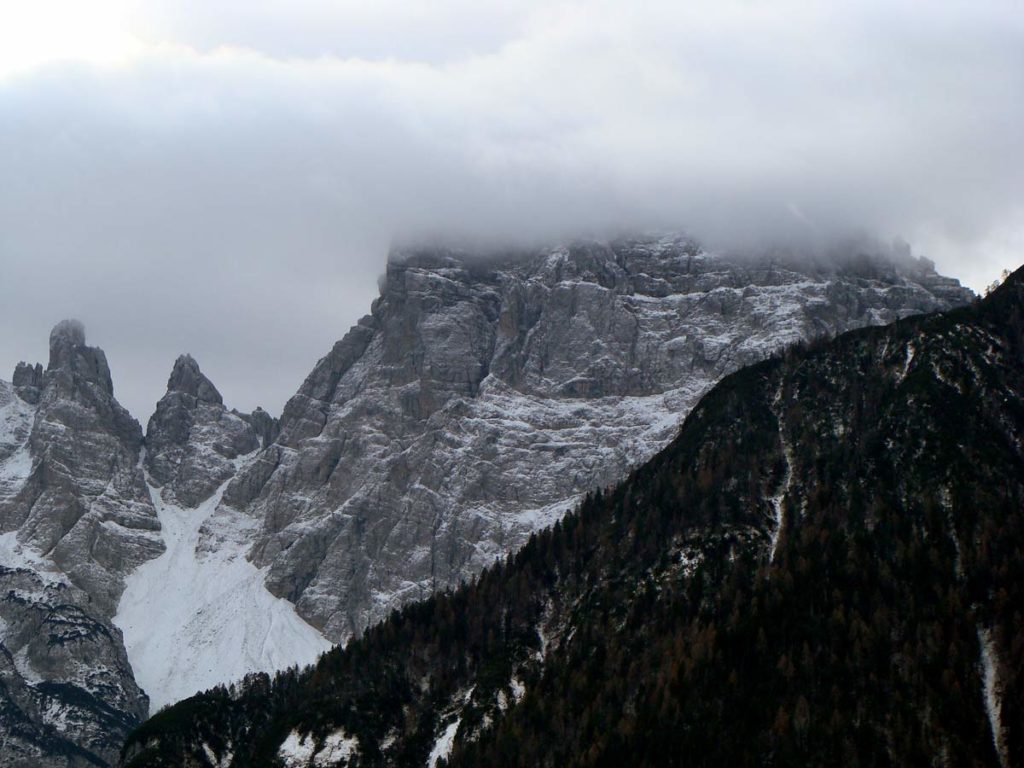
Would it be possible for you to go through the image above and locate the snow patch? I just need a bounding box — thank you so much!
[0,531,66,586]
[427,688,474,767]
[509,676,526,704]
[277,728,359,767]
[114,462,332,713]
[278,730,316,766]
[202,743,232,767]
[898,342,916,382]
[0,385,36,500]
[977,626,1008,768]
[0,446,31,486]
[316,729,359,765]
[427,719,460,768]
[767,383,794,564]
[13,645,43,684]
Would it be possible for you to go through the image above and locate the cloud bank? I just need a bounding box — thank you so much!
[0,0,1021,419]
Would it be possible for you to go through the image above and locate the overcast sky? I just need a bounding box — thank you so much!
[1,0,1022,421]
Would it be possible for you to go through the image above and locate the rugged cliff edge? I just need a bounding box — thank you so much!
[0,327,284,765]
[144,354,269,509]
[113,358,326,714]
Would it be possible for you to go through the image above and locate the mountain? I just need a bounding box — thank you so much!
[0,235,974,764]
[0,330,286,765]
[203,235,972,648]
[119,263,1023,768]
[143,354,267,509]
[0,321,162,767]
[113,356,327,713]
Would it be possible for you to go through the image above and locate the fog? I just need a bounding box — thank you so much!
[1,1,1021,420]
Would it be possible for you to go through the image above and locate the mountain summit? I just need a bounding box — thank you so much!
[144,354,270,508]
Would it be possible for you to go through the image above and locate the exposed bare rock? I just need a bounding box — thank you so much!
[211,236,973,641]
[144,355,261,508]
[3,321,161,613]
[0,539,147,767]
[0,322,162,766]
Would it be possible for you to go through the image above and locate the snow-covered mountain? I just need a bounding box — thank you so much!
[0,236,974,765]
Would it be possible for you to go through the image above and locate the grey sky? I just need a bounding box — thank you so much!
[1,0,1022,421]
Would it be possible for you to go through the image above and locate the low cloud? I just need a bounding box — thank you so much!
[1,0,1021,419]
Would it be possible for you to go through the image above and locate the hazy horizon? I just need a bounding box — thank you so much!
[1,0,1021,421]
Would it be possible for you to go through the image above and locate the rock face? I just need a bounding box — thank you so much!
[0,323,161,767]
[111,356,324,715]
[0,536,145,768]
[0,330,281,765]
[207,236,974,641]
[4,320,161,613]
[144,355,267,508]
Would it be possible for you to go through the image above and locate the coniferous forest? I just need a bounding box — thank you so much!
[121,268,1024,767]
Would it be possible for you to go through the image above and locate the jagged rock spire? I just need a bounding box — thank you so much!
[0,319,160,765]
[167,354,224,405]
[145,353,261,507]
[49,317,86,347]
[45,318,114,396]
[12,361,44,404]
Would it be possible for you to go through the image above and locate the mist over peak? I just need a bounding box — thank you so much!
[1,0,1020,420]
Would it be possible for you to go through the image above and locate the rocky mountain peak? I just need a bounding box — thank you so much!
[11,360,44,404]
[0,323,162,766]
[145,355,261,507]
[166,353,223,405]
[48,317,86,349]
[121,261,1024,768]
[241,405,280,447]
[0,239,984,766]
[3,322,159,603]
[44,318,115,397]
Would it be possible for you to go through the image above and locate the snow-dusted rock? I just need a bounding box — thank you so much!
[2,321,162,614]
[0,322,160,766]
[0,534,145,766]
[213,236,973,641]
[145,354,267,508]
[109,355,324,712]
[113,467,330,713]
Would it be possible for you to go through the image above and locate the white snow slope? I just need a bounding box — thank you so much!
[0,381,35,502]
[114,458,332,713]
